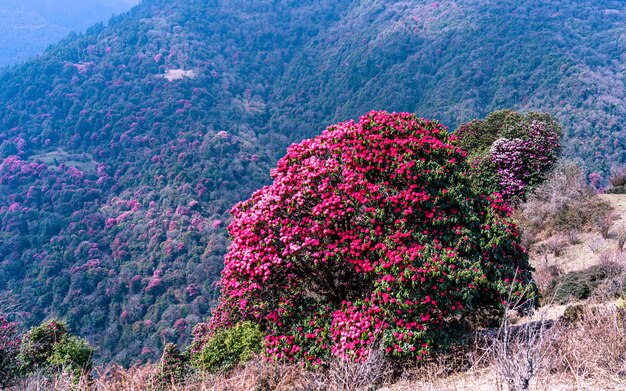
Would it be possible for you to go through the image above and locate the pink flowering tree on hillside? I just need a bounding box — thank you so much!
[193,111,536,364]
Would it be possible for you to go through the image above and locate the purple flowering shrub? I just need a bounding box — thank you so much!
[455,110,562,201]
[192,111,536,365]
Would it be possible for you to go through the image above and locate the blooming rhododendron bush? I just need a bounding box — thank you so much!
[455,110,562,202]
[193,111,536,365]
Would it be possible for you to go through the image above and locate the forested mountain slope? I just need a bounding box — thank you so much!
[0,0,624,364]
[271,0,626,168]
[0,0,353,365]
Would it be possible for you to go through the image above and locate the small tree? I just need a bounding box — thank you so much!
[0,316,21,387]
[19,319,69,374]
[19,319,94,380]
[194,111,536,365]
[49,335,95,379]
[607,164,626,193]
[519,161,610,235]
[455,110,562,202]
[192,322,263,373]
[155,343,191,387]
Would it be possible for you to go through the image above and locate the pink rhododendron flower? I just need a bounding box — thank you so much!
[193,111,535,364]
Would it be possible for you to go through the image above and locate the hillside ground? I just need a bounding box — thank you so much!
[11,195,626,391]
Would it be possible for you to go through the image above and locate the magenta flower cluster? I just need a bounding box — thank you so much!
[193,111,535,364]
[0,317,19,351]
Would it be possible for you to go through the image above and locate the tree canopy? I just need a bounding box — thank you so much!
[194,111,536,364]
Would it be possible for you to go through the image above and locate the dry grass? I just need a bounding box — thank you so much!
[597,212,614,239]
[96,364,160,391]
[517,162,615,276]
[11,370,94,391]
[323,347,391,391]
[10,360,317,391]
[486,303,558,391]
[383,304,626,391]
[533,264,563,298]
[79,355,389,391]
[544,234,568,257]
[608,165,626,191]
[550,305,626,388]
[518,162,611,238]
[9,309,626,391]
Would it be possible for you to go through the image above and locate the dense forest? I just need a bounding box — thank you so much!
[0,0,624,365]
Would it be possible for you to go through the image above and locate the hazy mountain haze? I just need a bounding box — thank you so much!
[0,0,139,67]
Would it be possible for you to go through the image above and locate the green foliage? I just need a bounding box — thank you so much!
[273,0,625,172]
[455,110,562,202]
[18,319,94,379]
[0,0,624,364]
[562,304,585,324]
[192,322,263,373]
[19,319,69,374]
[49,335,95,378]
[455,110,523,157]
[605,187,626,195]
[155,343,191,388]
[0,0,352,365]
[0,317,21,388]
[546,264,621,304]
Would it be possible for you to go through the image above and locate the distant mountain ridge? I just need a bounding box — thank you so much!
[0,0,138,67]
[0,0,624,365]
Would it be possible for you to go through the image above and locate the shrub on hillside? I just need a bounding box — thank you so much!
[49,335,95,379]
[606,164,626,194]
[0,316,21,387]
[552,306,626,381]
[193,111,536,365]
[18,319,68,374]
[193,322,263,373]
[155,343,191,388]
[18,319,94,379]
[455,110,562,202]
[455,110,525,156]
[561,304,585,324]
[545,262,623,304]
[597,211,614,239]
